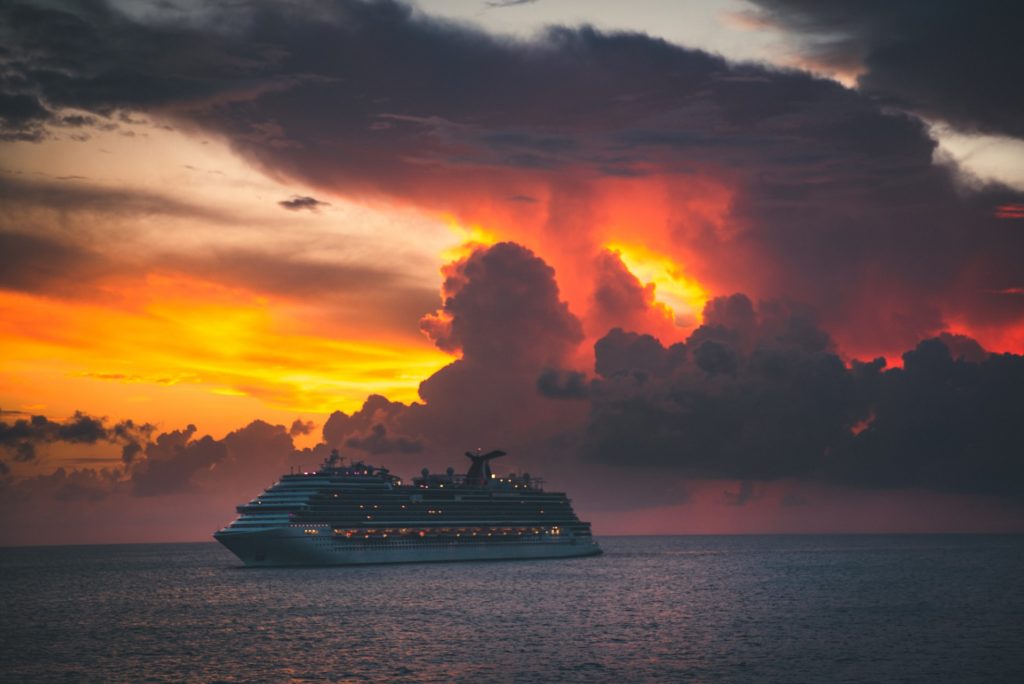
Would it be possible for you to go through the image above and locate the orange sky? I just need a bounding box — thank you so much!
[2,125,1022,458]
[2,0,1023,545]
[0,128,734,448]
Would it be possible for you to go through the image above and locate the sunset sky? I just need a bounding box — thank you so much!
[2,0,1024,545]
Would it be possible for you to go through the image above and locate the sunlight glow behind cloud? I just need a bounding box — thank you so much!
[605,243,710,329]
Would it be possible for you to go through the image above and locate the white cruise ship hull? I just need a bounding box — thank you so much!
[215,527,602,567]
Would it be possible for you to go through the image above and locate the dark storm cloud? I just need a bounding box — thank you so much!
[120,441,143,465]
[0,92,50,140]
[936,332,988,363]
[3,0,1020,352]
[585,300,860,480]
[346,424,422,454]
[0,417,308,503]
[537,369,589,400]
[0,0,251,128]
[323,242,586,456]
[314,245,1024,501]
[411,242,586,449]
[747,0,1024,138]
[129,419,308,497]
[828,339,1024,497]
[323,394,422,455]
[278,195,330,211]
[575,295,1024,498]
[0,411,154,463]
[594,328,685,379]
[289,419,315,437]
[420,242,582,366]
[131,425,226,496]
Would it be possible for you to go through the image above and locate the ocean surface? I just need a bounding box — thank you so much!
[1,536,1022,683]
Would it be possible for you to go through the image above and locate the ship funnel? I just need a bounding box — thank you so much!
[464,449,506,485]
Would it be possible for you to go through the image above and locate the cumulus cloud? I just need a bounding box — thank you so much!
[129,419,313,497]
[346,424,422,454]
[828,339,1024,497]
[322,242,587,456]
[583,297,862,480]
[1,416,308,502]
[130,425,226,496]
[420,242,582,366]
[594,328,686,379]
[0,417,319,544]
[289,419,315,437]
[0,411,153,463]
[572,294,1024,498]
[323,394,422,455]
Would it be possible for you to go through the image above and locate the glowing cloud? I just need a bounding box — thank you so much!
[604,243,709,330]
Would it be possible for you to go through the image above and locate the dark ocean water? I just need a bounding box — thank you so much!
[1,536,1022,683]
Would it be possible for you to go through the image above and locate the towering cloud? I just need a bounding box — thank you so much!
[420,242,582,367]
[325,242,586,457]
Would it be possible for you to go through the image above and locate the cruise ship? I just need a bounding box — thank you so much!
[214,449,602,566]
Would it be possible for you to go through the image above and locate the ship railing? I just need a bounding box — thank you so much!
[411,474,545,490]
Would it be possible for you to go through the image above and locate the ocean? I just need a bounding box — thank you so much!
[1,535,1022,682]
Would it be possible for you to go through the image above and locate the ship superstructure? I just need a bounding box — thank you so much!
[214,449,601,566]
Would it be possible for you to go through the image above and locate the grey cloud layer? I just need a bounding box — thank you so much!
[576,296,1024,498]
[748,0,1024,138]
[2,0,1021,353]
[0,411,153,464]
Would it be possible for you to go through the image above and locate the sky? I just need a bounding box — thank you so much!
[2,0,1024,545]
